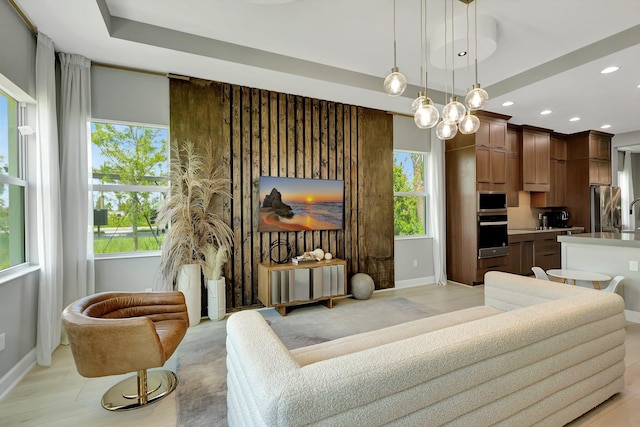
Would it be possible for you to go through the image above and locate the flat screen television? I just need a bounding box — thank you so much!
[258,176,344,232]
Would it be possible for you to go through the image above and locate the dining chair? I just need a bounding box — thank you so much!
[531,266,550,281]
[602,276,624,293]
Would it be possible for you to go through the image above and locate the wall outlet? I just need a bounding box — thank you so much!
[630,261,638,272]
[0,333,5,352]
[413,259,418,268]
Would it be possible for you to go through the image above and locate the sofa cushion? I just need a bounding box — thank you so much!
[291,305,503,366]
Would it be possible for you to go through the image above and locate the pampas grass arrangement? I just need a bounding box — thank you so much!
[156,140,234,289]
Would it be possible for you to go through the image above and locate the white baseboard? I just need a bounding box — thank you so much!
[0,348,36,401]
[625,309,640,324]
[394,276,435,289]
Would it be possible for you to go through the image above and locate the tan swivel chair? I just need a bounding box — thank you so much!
[62,291,189,411]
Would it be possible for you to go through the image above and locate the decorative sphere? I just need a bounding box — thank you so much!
[313,248,325,260]
[436,120,458,140]
[351,273,374,300]
[324,252,333,260]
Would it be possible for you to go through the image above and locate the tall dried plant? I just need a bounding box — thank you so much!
[156,140,234,289]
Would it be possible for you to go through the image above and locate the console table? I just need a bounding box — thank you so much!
[257,259,347,315]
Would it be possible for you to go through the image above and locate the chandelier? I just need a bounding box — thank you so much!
[387,0,490,138]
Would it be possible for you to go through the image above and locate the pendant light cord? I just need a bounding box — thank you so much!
[474,0,479,84]
[420,0,425,91]
[450,0,456,97]
[393,0,398,68]
[443,0,449,101]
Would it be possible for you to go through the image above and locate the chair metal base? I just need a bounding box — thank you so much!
[101,369,178,411]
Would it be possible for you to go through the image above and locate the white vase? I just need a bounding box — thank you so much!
[208,278,226,321]
[177,264,202,327]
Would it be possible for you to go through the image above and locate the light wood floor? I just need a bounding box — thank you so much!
[1,282,639,426]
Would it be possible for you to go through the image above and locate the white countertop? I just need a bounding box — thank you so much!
[558,232,640,248]
[508,227,584,236]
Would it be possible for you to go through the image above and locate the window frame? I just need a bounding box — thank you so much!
[393,149,430,240]
[0,90,29,276]
[90,119,169,258]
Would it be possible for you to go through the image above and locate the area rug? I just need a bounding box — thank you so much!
[174,297,443,427]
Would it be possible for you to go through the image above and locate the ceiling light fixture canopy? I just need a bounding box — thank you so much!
[384,0,407,96]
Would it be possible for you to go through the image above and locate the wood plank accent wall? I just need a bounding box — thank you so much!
[169,78,393,310]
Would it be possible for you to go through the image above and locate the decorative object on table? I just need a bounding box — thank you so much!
[351,272,374,300]
[269,239,293,264]
[156,140,234,326]
[324,252,333,260]
[292,248,326,265]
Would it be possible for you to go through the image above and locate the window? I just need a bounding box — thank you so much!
[91,122,168,255]
[0,90,26,269]
[393,150,428,237]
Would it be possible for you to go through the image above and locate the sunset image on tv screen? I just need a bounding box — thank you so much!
[258,176,344,232]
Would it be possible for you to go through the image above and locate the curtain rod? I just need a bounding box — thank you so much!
[387,111,414,119]
[8,0,37,34]
[92,62,167,77]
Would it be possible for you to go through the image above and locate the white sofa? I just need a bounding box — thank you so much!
[226,271,626,426]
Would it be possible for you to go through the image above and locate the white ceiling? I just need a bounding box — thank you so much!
[13,0,640,136]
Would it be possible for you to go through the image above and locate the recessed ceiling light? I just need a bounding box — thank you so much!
[569,117,581,122]
[600,124,612,129]
[637,84,640,89]
[458,51,467,57]
[502,101,514,107]
[600,66,619,74]
[540,110,552,115]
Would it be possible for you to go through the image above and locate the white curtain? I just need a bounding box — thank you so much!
[429,132,447,286]
[35,33,64,366]
[620,151,635,231]
[58,53,94,308]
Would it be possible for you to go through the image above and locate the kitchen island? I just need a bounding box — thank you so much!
[558,232,640,319]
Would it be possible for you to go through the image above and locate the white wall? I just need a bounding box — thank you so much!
[392,115,436,287]
[94,255,163,293]
[0,0,39,395]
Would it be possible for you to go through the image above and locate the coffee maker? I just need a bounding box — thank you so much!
[546,211,569,228]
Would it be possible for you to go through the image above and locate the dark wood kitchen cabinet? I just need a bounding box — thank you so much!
[445,110,511,286]
[508,231,562,275]
[506,124,521,207]
[565,130,613,232]
[530,134,567,208]
[521,126,551,192]
[507,236,534,275]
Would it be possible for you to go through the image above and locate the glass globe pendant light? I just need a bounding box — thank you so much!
[465,83,489,109]
[459,110,480,134]
[436,119,458,140]
[442,96,466,124]
[383,0,407,96]
[465,0,489,110]
[414,96,440,129]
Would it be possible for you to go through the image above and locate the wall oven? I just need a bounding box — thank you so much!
[477,191,507,213]
[477,213,509,259]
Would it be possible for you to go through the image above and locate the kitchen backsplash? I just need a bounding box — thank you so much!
[507,192,548,229]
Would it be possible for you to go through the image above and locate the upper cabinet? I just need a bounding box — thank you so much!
[567,130,612,186]
[521,126,551,192]
[506,124,521,207]
[530,133,567,208]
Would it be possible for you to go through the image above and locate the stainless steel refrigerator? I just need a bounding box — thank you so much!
[590,185,622,233]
